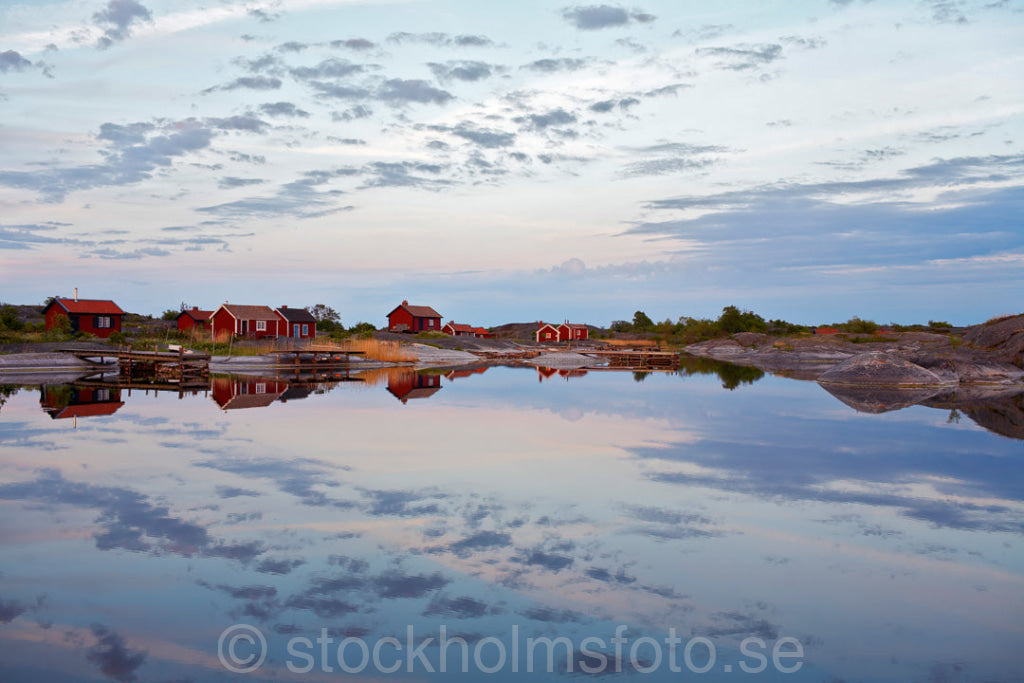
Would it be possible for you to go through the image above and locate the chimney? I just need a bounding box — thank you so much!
[281,305,287,309]
[192,306,199,311]
[402,300,409,306]
[74,287,78,302]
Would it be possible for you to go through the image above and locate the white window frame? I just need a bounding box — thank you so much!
[96,316,111,328]
[256,320,267,331]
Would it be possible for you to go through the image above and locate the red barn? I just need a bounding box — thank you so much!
[211,304,283,339]
[177,307,213,333]
[44,297,124,338]
[559,323,589,341]
[535,322,560,342]
[387,300,442,333]
[275,306,317,339]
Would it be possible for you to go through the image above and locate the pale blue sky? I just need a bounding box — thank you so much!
[1,0,1022,326]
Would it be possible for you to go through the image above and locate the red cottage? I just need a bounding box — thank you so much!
[177,307,213,333]
[442,322,477,337]
[44,297,124,338]
[211,304,283,339]
[275,306,317,339]
[558,323,589,341]
[473,327,494,339]
[535,322,560,342]
[387,300,442,333]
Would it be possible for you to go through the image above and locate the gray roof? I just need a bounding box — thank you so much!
[276,307,317,323]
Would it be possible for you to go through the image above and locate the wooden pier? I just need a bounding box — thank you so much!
[271,344,366,366]
[582,349,680,369]
[60,346,211,384]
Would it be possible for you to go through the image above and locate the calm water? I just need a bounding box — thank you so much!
[0,364,1021,682]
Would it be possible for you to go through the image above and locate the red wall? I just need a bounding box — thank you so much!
[388,309,440,332]
[177,315,210,332]
[45,307,121,338]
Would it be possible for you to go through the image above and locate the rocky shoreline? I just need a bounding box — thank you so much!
[684,314,1024,388]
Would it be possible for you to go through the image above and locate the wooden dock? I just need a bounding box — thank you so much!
[271,344,366,366]
[60,346,210,384]
[582,349,680,369]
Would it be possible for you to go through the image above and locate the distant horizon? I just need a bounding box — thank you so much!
[2,0,1021,329]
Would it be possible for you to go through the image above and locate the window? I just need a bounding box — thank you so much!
[427,319,435,328]
[302,324,308,336]
[256,320,267,331]
[255,383,266,394]
[96,389,110,401]
[95,316,111,328]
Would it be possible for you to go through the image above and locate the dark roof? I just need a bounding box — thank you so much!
[48,298,124,315]
[276,307,317,323]
[217,304,279,320]
[388,302,442,319]
[444,322,476,333]
[178,309,213,321]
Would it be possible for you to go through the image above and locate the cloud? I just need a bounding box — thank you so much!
[330,38,377,50]
[289,58,367,80]
[218,177,265,189]
[0,50,33,73]
[206,115,268,134]
[86,625,147,683]
[377,79,454,105]
[203,76,282,93]
[0,599,29,623]
[258,101,310,118]
[517,108,577,131]
[562,5,656,30]
[589,97,639,113]
[0,120,220,202]
[512,547,574,572]
[696,43,784,70]
[522,57,591,72]
[359,487,448,516]
[620,142,729,177]
[428,61,497,82]
[422,595,501,618]
[195,456,353,507]
[308,82,372,100]
[0,223,80,250]
[387,33,494,48]
[429,530,514,557]
[450,124,516,149]
[359,161,453,190]
[93,0,153,49]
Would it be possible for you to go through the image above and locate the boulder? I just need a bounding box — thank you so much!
[818,351,952,387]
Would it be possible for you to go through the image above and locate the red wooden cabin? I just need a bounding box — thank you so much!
[535,322,560,342]
[44,297,124,338]
[275,306,317,339]
[387,300,442,333]
[558,323,589,341]
[211,304,283,339]
[177,307,213,333]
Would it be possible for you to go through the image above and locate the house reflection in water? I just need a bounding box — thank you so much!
[443,366,488,381]
[40,385,124,420]
[386,369,442,404]
[211,375,289,410]
[536,366,588,382]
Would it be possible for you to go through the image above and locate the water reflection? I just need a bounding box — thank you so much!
[0,364,1021,682]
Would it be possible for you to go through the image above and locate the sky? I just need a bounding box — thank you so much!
[1,0,1022,327]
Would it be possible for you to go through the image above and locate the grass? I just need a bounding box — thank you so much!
[849,336,899,344]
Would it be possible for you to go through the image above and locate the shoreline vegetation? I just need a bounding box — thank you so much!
[0,302,1021,389]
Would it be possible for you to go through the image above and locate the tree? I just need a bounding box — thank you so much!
[309,304,341,333]
[161,309,179,321]
[0,305,23,331]
[717,305,766,334]
[632,310,654,332]
[309,304,340,324]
